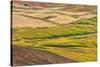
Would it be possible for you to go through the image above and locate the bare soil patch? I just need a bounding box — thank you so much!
[12,45,77,66]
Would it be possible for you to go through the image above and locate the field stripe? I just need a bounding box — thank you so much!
[22,32,96,40]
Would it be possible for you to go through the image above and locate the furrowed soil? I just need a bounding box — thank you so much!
[12,45,77,66]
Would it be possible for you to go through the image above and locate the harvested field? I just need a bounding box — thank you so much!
[12,14,57,27]
[12,1,97,28]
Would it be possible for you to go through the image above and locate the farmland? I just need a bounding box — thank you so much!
[11,1,97,66]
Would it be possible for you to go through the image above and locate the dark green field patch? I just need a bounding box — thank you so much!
[42,44,87,48]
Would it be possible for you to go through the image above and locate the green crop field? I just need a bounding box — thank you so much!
[12,16,97,62]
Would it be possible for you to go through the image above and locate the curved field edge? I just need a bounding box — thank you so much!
[12,45,77,66]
